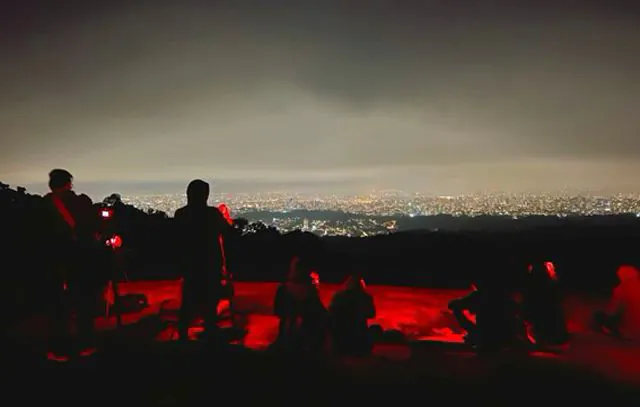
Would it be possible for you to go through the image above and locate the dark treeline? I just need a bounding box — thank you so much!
[2,183,638,315]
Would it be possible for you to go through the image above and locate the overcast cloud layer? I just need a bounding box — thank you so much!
[2,1,640,196]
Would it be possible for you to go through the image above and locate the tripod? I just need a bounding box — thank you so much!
[104,235,128,327]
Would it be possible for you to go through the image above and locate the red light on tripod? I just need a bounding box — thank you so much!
[106,234,122,248]
[310,271,320,286]
[101,209,113,219]
[544,261,557,280]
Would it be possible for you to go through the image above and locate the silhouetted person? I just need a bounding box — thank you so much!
[521,262,568,346]
[449,276,522,352]
[593,265,640,340]
[174,179,231,342]
[329,275,376,356]
[273,256,327,352]
[43,169,100,360]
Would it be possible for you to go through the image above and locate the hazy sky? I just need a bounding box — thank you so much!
[2,1,640,196]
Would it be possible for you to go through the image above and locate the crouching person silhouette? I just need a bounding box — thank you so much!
[449,275,522,353]
[329,275,376,357]
[521,262,569,347]
[593,265,640,341]
[273,256,327,353]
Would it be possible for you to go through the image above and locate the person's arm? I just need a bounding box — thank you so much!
[363,293,376,319]
[308,285,327,313]
[274,285,291,317]
[328,292,343,314]
[78,193,93,207]
[211,208,233,276]
[78,194,99,236]
[173,209,188,267]
[607,286,626,316]
[211,207,233,237]
[448,291,478,312]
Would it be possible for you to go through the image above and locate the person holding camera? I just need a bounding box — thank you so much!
[42,169,101,361]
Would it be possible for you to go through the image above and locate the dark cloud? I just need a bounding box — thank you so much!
[2,1,640,194]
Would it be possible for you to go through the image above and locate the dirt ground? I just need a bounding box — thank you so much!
[9,280,640,385]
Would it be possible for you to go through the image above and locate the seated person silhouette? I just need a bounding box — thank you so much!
[273,256,327,352]
[329,275,376,356]
[174,179,232,342]
[521,262,569,346]
[449,275,522,352]
[593,265,640,341]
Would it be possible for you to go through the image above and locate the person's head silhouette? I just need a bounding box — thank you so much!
[48,169,73,193]
[186,179,210,206]
[617,265,640,284]
[345,275,365,291]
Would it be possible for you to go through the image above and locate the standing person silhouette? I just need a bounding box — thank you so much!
[43,169,100,361]
[174,180,232,342]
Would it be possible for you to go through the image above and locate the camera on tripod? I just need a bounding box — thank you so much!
[97,204,122,248]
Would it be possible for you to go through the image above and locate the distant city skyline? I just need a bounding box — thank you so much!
[9,177,640,202]
[4,177,639,236]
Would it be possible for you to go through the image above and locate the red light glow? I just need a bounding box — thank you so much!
[544,261,557,280]
[218,203,232,225]
[106,235,122,248]
[25,280,640,383]
[219,234,228,276]
[310,271,320,286]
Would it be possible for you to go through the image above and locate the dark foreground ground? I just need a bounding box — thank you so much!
[5,281,640,405]
[4,340,640,405]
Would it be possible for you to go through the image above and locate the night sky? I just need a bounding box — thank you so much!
[2,1,639,196]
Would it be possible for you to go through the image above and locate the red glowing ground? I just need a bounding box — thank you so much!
[11,281,640,383]
[114,281,640,381]
[114,281,472,347]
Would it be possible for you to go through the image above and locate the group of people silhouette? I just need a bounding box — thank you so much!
[273,256,376,355]
[37,169,378,360]
[9,169,640,361]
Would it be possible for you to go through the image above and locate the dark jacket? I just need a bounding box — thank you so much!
[174,205,230,281]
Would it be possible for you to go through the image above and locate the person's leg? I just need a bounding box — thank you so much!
[48,282,72,360]
[537,311,569,346]
[274,317,296,350]
[301,313,327,352]
[330,320,349,356]
[593,310,622,337]
[336,327,369,357]
[178,278,196,341]
[74,282,98,356]
[202,283,221,340]
[452,309,478,343]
